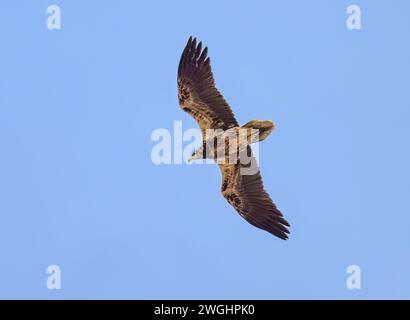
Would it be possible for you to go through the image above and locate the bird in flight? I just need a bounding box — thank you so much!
[177,37,290,240]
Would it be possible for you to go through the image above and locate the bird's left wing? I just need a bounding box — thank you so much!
[178,37,239,133]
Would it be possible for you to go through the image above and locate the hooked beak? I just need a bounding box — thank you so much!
[188,149,203,162]
[188,153,199,162]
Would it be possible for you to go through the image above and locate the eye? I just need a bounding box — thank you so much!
[191,150,196,157]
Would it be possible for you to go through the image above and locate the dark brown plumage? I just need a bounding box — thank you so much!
[177,37,290,240]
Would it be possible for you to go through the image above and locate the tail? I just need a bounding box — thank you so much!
[242,120,275,143]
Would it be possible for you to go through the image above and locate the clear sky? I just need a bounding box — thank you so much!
[0,0,409,299]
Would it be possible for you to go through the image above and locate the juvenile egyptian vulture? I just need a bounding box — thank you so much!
[177,37,290,240]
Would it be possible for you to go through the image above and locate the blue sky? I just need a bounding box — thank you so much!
[0,0,409,299]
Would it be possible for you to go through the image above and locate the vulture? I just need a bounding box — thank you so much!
[177,37,290,240]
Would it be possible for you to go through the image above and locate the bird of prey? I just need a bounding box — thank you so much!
[177,37,290,240]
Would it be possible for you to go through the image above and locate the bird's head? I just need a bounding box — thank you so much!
[188,148,204,162]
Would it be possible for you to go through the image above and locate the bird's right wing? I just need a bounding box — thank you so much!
[178,37,239,133]
[220,152,290,240]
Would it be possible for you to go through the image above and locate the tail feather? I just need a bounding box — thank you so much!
[242,120,275,142]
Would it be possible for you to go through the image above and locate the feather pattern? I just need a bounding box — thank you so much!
[178,36,239,133]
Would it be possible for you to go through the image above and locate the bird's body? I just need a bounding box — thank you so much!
[177,37,290,240]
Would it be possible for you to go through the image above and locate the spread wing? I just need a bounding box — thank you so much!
[178,37,239,133]
[220,149,290,240]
